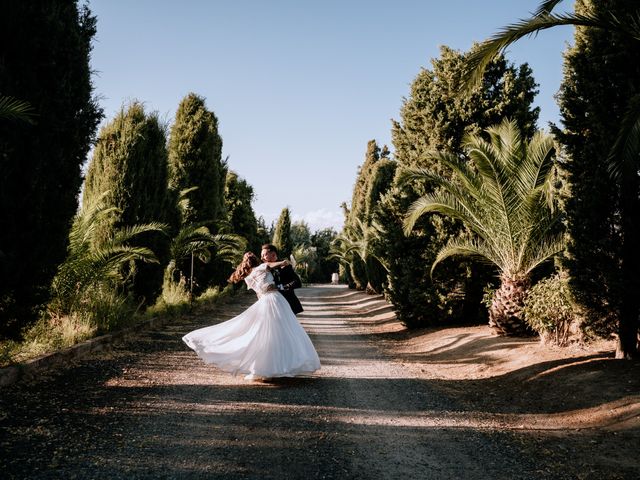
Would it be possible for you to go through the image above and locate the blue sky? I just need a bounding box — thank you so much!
[87,0,574,231]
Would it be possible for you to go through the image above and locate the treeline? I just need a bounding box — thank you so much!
[270,207,340,285]
[0,1,340,356]
[336,0,640,359]
[0,2,271,351]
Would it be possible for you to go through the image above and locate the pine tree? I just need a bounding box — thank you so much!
[379,45,539,327]
[0,1,102,337]
[272,208,293,259]
[83,102,173,302]
[554,0,640,351]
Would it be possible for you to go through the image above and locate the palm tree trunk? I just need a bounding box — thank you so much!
[489,274,532,336]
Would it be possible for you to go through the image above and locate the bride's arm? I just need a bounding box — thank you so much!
[265,260,290,269]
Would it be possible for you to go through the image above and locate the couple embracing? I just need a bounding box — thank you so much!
[182,244,321,381]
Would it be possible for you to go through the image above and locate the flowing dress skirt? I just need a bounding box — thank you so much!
[182,291,320,377]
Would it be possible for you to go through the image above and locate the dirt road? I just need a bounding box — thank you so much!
[1,285,637,479]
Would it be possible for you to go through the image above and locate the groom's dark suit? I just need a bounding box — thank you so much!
[271,264,303,314]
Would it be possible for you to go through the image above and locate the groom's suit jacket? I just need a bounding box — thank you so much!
[272,264,303,314]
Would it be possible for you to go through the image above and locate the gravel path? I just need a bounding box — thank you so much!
[0,285,618,479]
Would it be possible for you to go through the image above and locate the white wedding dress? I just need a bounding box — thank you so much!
[182,263,320,378]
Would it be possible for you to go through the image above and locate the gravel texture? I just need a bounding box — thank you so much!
[1,285,638,479]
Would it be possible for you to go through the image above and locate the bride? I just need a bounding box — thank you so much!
[182,252,321,380]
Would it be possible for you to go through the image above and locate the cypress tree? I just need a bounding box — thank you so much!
[272,208,293,259]
[349,140,381,224]
[0,1,102,337]
[344,140,381,290]
[364,155,397,225]
[365,158,398,292]
[224,171,260,253]
[554,0,640,355]
[168,93,226,228]
[380,45,539,327]
[168,93,227,288]
[83,102,173,302]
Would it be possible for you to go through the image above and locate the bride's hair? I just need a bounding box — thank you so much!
[228,252,260,283]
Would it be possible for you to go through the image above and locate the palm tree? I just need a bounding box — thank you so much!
[166,223,246,295]
[291,244,317,283]
[402,119,563,335]
[330,229,364,289]
[170,187,246,294]
[50,194,166,317]
[331,217,387,293]
[463,0,640,355]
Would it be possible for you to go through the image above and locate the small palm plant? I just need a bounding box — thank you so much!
[402,119,564,335]
[330,217,388,293]
[165,187,246,300]
[291,244,317,283]
[165,222,246,298]
[50,193,166,321]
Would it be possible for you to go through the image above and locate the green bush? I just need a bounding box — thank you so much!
[523,274,577,346]
[197,285,222,304]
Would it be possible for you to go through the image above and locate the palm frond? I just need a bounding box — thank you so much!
[328,236,359,264]
[0,96,37,123]
[464,138,519,252]
[91,245,159,271]
[112,222,168,245]
[396,164,439,186]
[51,243,159,312]
[521,232,565,275]
[404,192,485,237]
[170,225,216,262]
[515,131,556,193]
[211,233,247,265]
[68,192,119,250]
[462,12,639,91]
[534,0,565,17]
[407,150,487,196]
[431,238,499,276]
[515,210,563,271]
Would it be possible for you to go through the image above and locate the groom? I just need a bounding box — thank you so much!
[260,243,303,314]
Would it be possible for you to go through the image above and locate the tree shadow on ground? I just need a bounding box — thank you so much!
[2,286,639,479]
[1,352,638,480]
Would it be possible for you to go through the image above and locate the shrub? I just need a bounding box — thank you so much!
[197,285,222,304]
[523,274,578,346]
